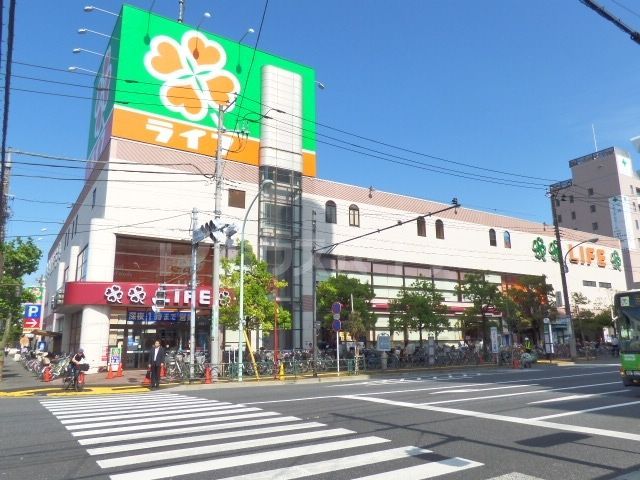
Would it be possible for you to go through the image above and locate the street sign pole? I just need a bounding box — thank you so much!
[336,329,340,376]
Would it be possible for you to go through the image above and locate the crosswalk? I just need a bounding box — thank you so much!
[41,392,483,479]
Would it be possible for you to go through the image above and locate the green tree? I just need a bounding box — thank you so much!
[508,275,554,343]
[571,292,590,345]
[390,277,449,345]
[455,272,502,354]
[219,241,290,339]
[0,238,42,381]
[316,274,375,353]
[496,292,524,339]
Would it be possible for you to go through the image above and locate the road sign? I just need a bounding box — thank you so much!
[333,313,340,321]
[332,319,342,331]
[331,302,342,314]
[376,334,391,351]
[23,318,39,329]
[23,304,42,331]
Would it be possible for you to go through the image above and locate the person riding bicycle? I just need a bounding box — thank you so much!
[69,348,86,379]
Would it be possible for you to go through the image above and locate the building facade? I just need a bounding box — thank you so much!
[40,6,627,370]
[552,146,640,288]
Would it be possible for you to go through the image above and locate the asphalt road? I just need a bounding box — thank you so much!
[2,362,639,480]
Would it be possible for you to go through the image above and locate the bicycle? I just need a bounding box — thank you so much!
[62,366,87,392]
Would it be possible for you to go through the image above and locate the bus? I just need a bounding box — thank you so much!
[613,290,640,386]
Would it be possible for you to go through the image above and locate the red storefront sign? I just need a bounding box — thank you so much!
[63,282,234,308]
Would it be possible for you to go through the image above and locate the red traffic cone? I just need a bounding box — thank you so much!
[160,363,166,378]
[142,368,152,386]
[117,362,124,377]
[204,365,212,384]
[106,363,115,379]
[43,366,53,382]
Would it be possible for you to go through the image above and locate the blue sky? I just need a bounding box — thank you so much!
[7,0,640,284]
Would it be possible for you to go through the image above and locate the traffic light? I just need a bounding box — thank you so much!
[198,220,238,245]
[154,285,167,308]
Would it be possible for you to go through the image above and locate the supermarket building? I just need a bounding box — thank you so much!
[40,5,626,369]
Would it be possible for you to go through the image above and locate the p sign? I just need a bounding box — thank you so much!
[23,304,42,330]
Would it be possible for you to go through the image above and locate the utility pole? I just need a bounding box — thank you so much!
[311,210,318,377]
[550,192,577,360]
[211,105,225,366]
[189,208,198,378]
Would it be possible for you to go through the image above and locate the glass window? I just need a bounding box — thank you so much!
[590,204,596,213]
[555,199,560,207]
[76,245,88,281]
[325,201,337,224]
[503,231,511,248]
[558,214,563,223]
[114,236,214,285]
[588,188,594,196]
[372,263,403,276]
[435,219,444,239]
[634,203,637,212]
[592,222,599,230]
[228,189,246,208]
[569,195,574,203]
[599,282,612,288]
[636,220,639,230]
[571,211,576,220]
[349,204,360,227]
[433,267,458,280]
[583,280,596,287]
[338,258,370,273]
[489,229,497,246]
[417,217,426,237]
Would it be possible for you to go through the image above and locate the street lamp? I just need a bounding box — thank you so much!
[563,238,599,272]
[563,237,599,348]
[84,5,119,16]
[77,28,113,39]
[68,66,98,75]
[72,47,104,57]
[238,179,274,381]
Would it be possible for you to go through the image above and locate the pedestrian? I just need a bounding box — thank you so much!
[148,339,166,389]
[611,336,620,357]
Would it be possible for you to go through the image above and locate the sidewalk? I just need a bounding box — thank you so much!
[0,355,620,397]
[0,356,149,393]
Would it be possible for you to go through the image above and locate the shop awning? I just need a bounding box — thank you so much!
[29,329,62,337]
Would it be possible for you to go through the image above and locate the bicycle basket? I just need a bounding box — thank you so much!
[79,363,90,371]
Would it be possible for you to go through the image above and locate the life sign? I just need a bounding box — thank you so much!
[23,304,42,330]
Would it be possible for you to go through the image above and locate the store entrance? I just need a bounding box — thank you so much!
[120,310,211,369]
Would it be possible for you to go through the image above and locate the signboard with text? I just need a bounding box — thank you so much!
[22,304,42,331]
[88,5,318,176]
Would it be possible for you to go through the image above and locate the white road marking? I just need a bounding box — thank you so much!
[215,446,480,480]
[40,393,181,407]
[422,382,622,406]
[532,400,640,420]
[352,456,483,479]
[97,428,355,469]
[344,395,640,443]
[71,410,279,437]
[78,415,302,445]
[246,371,618,405]
[486,474,546,480]
[49,399,218,417]
[108,436,390,480]
[429,385,533,395]
[528,390,627,405]
[87,422,326,455]
[66,406,260,431]
[60,403,234,424]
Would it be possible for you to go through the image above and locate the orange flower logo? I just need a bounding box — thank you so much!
[144,31,240,123]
